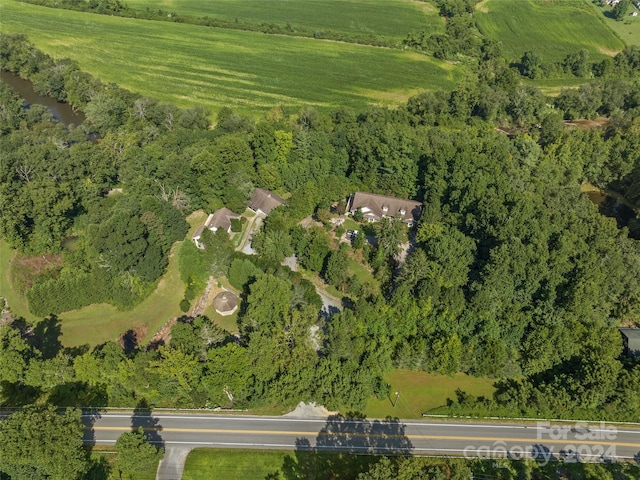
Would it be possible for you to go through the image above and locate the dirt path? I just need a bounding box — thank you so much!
[189,276,218,317]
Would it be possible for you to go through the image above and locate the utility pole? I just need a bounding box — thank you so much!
[392,391,400,407]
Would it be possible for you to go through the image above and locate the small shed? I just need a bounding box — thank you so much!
[213,291,238,316]
[619,328,640,357]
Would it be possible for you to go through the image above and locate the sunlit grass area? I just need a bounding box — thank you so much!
[125,0,444,42]
[0,1,461,116]
[365,370,496,419]
[476,0,624,62]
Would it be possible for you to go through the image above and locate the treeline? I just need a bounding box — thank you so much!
[403,0,640,86]
[19,0,398,48]
[403,0,483,60]
[516,45,640,81]
[3,34,640,421]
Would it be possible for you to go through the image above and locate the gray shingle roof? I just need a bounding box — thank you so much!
[347,192,422,224]
[213,291,238,314]
[206,208,241,232]
[248,188,285,215]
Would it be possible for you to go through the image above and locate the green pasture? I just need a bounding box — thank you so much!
[365,370,496,419]
[125,0,445,41]
[585,0,640,47]
[475,0,625,63]
[0,1,460,116]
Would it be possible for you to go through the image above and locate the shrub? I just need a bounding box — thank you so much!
[179,298,190,313]
[230,218,242,233]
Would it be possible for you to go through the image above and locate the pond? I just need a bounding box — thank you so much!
[582,182,638,236]
[1,70,86,126]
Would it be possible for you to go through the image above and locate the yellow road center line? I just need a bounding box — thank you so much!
[88,427,640,447]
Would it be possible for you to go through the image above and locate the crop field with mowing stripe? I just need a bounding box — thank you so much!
[475,0,625,63]
[125,0,445,41]
[0,1,461,116]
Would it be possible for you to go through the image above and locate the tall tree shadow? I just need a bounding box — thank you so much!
[131,399,164,448]
[31,315,62,359]
[120,329,139,356]
[278,413,413,479]
[81,407,103,448]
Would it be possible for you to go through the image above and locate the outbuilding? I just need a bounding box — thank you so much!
[213,291,239,316]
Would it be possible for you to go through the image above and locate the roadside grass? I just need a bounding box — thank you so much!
[364,370,496,419]
[57,241,185,347]
[475,0,625,63]
[0,240,39,323]
[125,0,444,42]
[584,0,640,47]
[182,449,292,480]
[0,1,461,116]
[183,448,382,480]
[88,451,158,480]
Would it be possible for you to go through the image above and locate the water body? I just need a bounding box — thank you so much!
[582,182,637,235]
[1,70,86,126]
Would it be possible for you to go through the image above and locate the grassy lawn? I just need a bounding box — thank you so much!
[0,1,461,116]
[347,257,376,287]
[0,240,39,323]
[585,0,640,46]
[365,370,496,419]
[341,218,360,231]
[57,241,185,347]
[475,0,625,63]
[183,449,288,480]
[201,303,239,333]
[186,210,208,236]
[125,0,445,42]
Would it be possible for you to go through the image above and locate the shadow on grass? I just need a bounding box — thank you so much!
[274,412,413,479]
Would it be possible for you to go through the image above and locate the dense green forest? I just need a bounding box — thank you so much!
[3,16,640,428]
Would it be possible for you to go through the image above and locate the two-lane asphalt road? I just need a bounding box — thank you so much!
[83,413,640,462]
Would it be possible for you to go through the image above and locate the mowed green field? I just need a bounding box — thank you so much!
[0,1,460,115]
[365,370,496,419]
[183,449,290,480]
[475,0,625,62]
[584,0,640,47]
[125,0,445,41]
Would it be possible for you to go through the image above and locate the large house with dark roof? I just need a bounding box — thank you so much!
[346,192,422,227]
[248,188,285,216]
[193,207,241,249]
